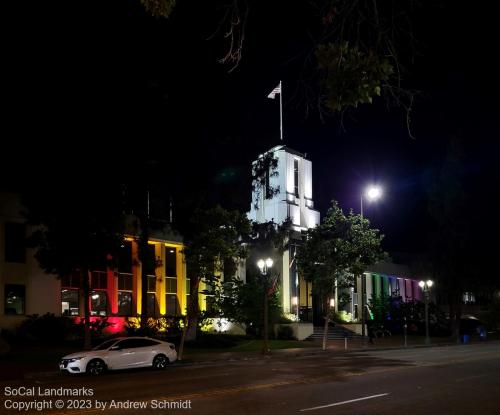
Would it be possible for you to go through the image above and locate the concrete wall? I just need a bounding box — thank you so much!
[274,322,314,340]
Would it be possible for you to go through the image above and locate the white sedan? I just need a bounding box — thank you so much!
[60,337,177,375]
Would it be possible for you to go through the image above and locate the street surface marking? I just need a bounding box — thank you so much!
[300,393,389,411]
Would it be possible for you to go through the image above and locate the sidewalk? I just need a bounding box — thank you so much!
[179,335,461,364]
[0,336,490,382]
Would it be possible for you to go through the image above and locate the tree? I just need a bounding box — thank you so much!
[177,205,251,360]
[23,185,126,349]
[297,200,385,350]
[137,0,421,131]
[213,268,282,337]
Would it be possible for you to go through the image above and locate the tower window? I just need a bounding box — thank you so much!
[294,159,299,197]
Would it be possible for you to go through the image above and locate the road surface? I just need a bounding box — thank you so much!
[1,342,499,414]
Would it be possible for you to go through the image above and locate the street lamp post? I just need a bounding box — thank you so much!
[419,279,434,345]
[291,296,299,321]
[257,258,273,354]
[360,185,383,339]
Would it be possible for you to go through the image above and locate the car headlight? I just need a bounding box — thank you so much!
[67,357,84,362]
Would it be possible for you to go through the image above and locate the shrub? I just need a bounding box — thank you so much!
[125,316,183,339]
[277,325,294,340]
[17,313,71,344]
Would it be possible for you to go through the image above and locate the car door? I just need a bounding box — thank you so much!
[127,339,157,367]
[106,339,142,369]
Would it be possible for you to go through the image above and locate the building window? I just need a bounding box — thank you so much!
[166,275,178,315]
[4,284,25,315]
[205,296,215,314]
[61,273,82,289]
[147,293,157,317]
[143,244,157,276]
[166,277,177,294]
[463,292,475,304]
[293,159,299,197]
[61,289,79,316]
[147,276,156,293]
[185,278,191,313]
[118,273,133,316]
[165,247,177,277]
[91,271,107,289]
[118,291,133,316]
[147,275,157,318]
[118,273,133,291]
[166,295,179,316]
[4,222,26,263]
[90,291,107,316]
[265,168,272,199]
[117,241,132,273]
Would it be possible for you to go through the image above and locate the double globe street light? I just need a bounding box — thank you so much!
[419,279,434,345]
[257,258,273,354]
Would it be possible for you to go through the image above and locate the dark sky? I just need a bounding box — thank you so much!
[2,0,498,254]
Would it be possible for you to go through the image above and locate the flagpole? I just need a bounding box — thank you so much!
[279,80,283,141]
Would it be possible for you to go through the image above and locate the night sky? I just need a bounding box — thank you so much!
[2,1,498,255]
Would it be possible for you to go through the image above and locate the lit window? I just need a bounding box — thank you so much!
[166,295,179,316]
[165,247,177,277]
[4,284,25,315]
[294,159,299,197]
[118,273,133,316]
[61,289,79,316]
[90,291,107,316]
[118,291,132,316]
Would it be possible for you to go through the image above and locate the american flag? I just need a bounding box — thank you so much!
[267,83,281,99]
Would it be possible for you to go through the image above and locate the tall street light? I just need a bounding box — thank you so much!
[419,279,433,345]
[257,257,273,354]
[360,185,383,218]
[360,185,383,339]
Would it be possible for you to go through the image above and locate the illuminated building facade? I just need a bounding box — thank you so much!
[248,145,320,318]
[0,192,208,333]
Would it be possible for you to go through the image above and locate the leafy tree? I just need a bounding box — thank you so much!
[134,0,422,131]
[211,219,290,341]
[427,138,472,342]
[23,186,126,349]
[368,294,391,327]
[177,205,251,359]
[213,269,282,337]
[297,200,385,350]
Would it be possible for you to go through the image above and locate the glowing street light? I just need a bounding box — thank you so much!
[257,257,274,354]
[360,185,383,341]
[361,185,383,217]
[419,280,434,345]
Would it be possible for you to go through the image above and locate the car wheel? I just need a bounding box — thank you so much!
[87,359,106,376]
[152,354,169,370]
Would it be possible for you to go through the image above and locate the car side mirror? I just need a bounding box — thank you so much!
[110,345,122,351]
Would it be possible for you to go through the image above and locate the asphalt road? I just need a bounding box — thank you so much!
[1,342,499,415]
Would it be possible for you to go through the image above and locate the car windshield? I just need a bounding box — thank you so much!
[93,339,120,351]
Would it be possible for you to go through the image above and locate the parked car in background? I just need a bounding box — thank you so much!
[60,337,177,375]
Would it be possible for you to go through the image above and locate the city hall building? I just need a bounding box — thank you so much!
[1,148,430,335]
